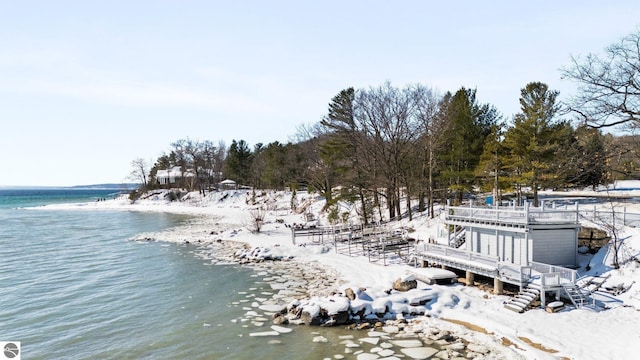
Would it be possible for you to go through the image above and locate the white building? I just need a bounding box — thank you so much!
[155,166,195,185]
[447,203,580,268]
[415,202,583,310]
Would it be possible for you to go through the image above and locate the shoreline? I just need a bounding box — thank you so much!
[131,214,527,359]
[34,189,640,359]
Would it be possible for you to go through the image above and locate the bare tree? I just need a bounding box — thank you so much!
[247,207,266,233]
[413,84,445,218]
[355,82,422,220]
[212,140,227,185]
[129,158,150,187]
[561,28,640,130]
[170,139,189,187]
[589,193,625,269]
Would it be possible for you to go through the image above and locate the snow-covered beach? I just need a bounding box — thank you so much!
[42,189,640,359]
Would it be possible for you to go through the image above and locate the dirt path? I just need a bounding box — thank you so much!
[442,318,565,358]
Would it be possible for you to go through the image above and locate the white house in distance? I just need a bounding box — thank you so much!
[155,167,235,191]
[155,166,195,185]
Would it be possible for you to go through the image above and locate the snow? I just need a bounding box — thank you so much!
[38,188,640,359]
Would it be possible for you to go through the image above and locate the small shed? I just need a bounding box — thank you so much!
[219,179,237,190]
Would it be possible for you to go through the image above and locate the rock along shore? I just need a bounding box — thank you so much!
[131,218,523,359]
[197,240,521,359]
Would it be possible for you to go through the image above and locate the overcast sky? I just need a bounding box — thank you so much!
[1,1,639,187]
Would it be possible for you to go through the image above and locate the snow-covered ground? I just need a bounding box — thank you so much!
[40,188,640,359]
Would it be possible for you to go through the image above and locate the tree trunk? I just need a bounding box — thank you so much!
[387,187,396,220]
[359,189,368,225]
[428,149,435,219]
[406,188,413,221]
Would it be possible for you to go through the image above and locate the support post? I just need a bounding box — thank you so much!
[493,277,504,295]
[466,271,475,286]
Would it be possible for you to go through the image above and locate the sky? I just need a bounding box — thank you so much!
[1,1,639,187]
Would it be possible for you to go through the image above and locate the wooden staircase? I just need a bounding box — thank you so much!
[449,226,466,248]
[504,283,541,313]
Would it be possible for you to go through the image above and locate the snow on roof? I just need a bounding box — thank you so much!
[156,166,183,177]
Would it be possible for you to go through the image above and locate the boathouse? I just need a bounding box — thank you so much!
[415,202,584,311]
[448,202,580,268]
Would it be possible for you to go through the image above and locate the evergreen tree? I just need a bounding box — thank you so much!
[476,120,507,203]
[559,125,607,189]
[440,88,498,203]
[224,140,253,185]
[320,88,371,217]
[261,141,287,189]
[504,82,562,206]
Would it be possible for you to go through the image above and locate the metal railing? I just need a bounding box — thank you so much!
[465,202,640,228]
[415,243,500,271]
[446,203,580,226]
[530,261,577,284]
[497,262,531,284]
[415,243,580,287]
[541,272,561,287]
[578,207,640,228]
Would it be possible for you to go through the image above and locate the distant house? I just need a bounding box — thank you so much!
[156,166,195,186]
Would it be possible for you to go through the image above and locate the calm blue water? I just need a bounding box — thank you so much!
[0,189,351,359]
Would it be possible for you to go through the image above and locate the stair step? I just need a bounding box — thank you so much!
[519,293,537,300]
[512,298,532,306]
[562,285,588,309]
[504,303,525,313]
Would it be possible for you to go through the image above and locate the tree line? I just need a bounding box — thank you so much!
[130,28,640,224]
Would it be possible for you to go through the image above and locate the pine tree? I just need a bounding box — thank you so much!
[440,88,499,204]
[476,120,507,203]
[557,125,607,190]
[319,88,370,217]
[504,82,561,206]
[224,140,253,185]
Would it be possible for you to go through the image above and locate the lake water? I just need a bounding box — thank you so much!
[0,189,372,359]
[0,190,350,359]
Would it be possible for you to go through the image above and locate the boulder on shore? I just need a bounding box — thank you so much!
[345,287,356,300]
[393,276,417,292]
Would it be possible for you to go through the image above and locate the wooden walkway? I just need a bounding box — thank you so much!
[291,224,414,265]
